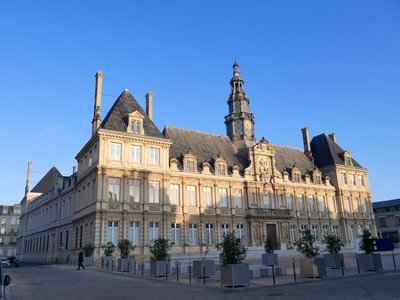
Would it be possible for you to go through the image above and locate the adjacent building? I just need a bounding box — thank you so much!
[373,198,400,241]
[0,204,21,258]
[17,64,375,265]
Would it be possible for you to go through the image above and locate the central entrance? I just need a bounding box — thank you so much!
[266,223,279,250]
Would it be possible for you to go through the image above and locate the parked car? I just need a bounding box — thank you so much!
[1,258,9,268]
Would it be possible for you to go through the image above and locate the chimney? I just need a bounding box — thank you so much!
[73,166,76,174]
[328,133,336,143]
[301,127,313,160]
[92,71,104,135]
[146,92,153,120]
[25,161,32,196]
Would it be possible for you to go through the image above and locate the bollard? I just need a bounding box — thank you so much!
[356,256,360,274]
[142,262,144,277]
[292,257,297,282]
[392,250,397,270]
[177,264,179,282]
[341,253,345,276]
[272,264,276,284]
[134,261,137,275]
[203,264,206,285]
[166,262,168,280]
[189,264,192,283]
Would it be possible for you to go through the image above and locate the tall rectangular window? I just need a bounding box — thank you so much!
[217,164,226,176]
[311,224,319,241]
[149,148,160,165]
[169,184,180,205]
[108,178,120,202]
[185,160,195,172]
[129,221,140,246]
[129,179,141,203]
[290,224,297,243]
[186,185,197,206]
[341,172,347,185]
[65,230,69,250]
[307,195,316,212]
[219,188,228,207]
[318,195,325,212]
[236,224,245,242]
[297,194,305,211]
[130,145,141,163]
[110,143,122,160]
[233,189,242,208]
[361,198,368,213]
[188,223,198,245]
[328,196,336,212]
[170,223,181,245]
[300,224,308,236]
[107,221,119,245]
[263,192,272,208]
[79,225,83,248]
[332,225,339,238]
[149,181,160,203]
[358,175,365,186]
[286,193,293,209]
[221,224,230,238]
[205,224,214,244]
[149,222,160,242]
[131,120,141,134]
[322,224,329,238]
[203,187,213,207]
[350,174,355,186]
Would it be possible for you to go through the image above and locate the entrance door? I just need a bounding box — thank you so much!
[266,224,279,250]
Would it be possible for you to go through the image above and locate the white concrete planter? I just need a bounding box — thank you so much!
[84,255,94,266]
[193,260,215,278]
[356,253,383,271]
[118,258,135,272]
[150,261,168,277]
[299,258,327,278]
[323,253,343,269]
[220,263,250,288]
[101,256,114,270]
[261,253,279,266]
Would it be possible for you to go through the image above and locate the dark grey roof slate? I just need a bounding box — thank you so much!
[101,90,163,138]
[372,198,400,209]
[163,126,247,171]
[310,134,363,168]
[270,145,316,175]
[31,167,62,193]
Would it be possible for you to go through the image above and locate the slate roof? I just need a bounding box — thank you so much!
[270,145,316,175]
[163,126,247,171]
[372,199,400,209]
[310,134,363,168]
[101,90,163,138]
[31,167,62,193]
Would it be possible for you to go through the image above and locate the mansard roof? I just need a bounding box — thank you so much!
[270,145,316,175]
[163,126,247,171]
[310,134,363,168]
[372,198,400,209]
[101,90,163,138]
[31,167,62,193]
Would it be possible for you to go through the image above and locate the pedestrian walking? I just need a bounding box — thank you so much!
[77,251,85,270]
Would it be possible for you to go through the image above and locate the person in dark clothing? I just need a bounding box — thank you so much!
[77,251,85,270]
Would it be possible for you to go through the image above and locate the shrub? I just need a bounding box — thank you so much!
[82,243,95,257]
[150,237,170,261]
[118,239,136,258]
[264,236,275,254]
[217,231,247,265]
[359,229,374,254]
[324,235,344,254]
[101,241,116,257]
[295,229,319,259]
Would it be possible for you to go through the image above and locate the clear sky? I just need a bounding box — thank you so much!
[1,1,399,205]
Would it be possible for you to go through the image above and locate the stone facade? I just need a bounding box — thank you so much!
[373,199,400,241]
[0,204,20,258]
[17,64,375,265]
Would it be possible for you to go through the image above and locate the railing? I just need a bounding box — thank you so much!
[246,208,292,219]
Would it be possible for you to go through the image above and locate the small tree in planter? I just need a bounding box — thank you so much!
[101,241,115,269]
[357,229,382,271]
[295,229,326,278]
[262,236,278,266]
[193,243,215,278]
[323,235,344,268]
[82,243,95,266]
[217,231,249,288]
[117,239,136,272]
[149,237,171,277]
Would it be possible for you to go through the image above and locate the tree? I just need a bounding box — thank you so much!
[324,235,344,254]
[217,231,247,265]
[82,243,95,257]
[264,236,275,254]
[149,237,170,261]
[118,239,136,258]
[295,229,319,259]
[101,241,116,257]
[359,229,374,254]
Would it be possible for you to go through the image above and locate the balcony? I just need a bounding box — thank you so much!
[246,208,292,220]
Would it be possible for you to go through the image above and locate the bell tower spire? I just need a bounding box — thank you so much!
[224,62,255,143]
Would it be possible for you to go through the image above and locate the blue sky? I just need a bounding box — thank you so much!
[1,1,399,205]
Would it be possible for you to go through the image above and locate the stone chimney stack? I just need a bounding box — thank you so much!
[301,127,313,160]
[25,161,32,196]
[146,92,153,120]
[92,71,104,135]
[328,133,336,143]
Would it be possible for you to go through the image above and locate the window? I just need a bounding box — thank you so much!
[344,197,351,213]
[290,225,297,243]
[353,197,360,213]
[219,188,228,207]
[217,164,226,176]
[396,216,400,226]
[130,146,141,163]
[107,221,119,244]
[149,222,160,241]
[221,224,230,238]
[314,175,321,185]
[311,224,319,241]
[1,218,5,225]
[188,224,198,245]
[2,207,7,214]
[170,184,180,205]
[129,179,141,203]
[237,224,245,242]
[149,148,160,165]
[263,192,272,209]
[297,194,305,211]
[349,174,355,186]
[65,230,69,250]
[378,218,387,227]
[286,193,293,209]
[233,189,242,208]
[293,173,301,183]
[80,225,83,248]
[203,187,213,207]
[131,120,142,134]
[185,160,195,173]
[322,225,329,238]
[186,185,197,206]
[149,181,160,203]
[332,225,339,238]
[361,198,368,213]
[279,194,286,208]
[300,224,308,236]
[307,195,316,212]
[108,178,120,202]
[171,223,181,245]
[110,143,122,160]
[341,172,347,185]
[59,231,63,247]
[129,221,140,246]
[318,195,325,212]
[328,196,336,212]
[358,175,365,186]
[205,224,214,244]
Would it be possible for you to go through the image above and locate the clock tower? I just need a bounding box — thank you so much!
[225,62,256,145]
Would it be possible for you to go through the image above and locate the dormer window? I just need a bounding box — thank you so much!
[343,151,353,166]
[127,111,145,135]
[215,156,227,176]
[131,120,141,134]
[185,160,196,172]
[293,172,301,183]
[183,150,197,173]
[217,164,226,176]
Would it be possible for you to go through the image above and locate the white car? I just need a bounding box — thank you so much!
[1,258,9,268]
